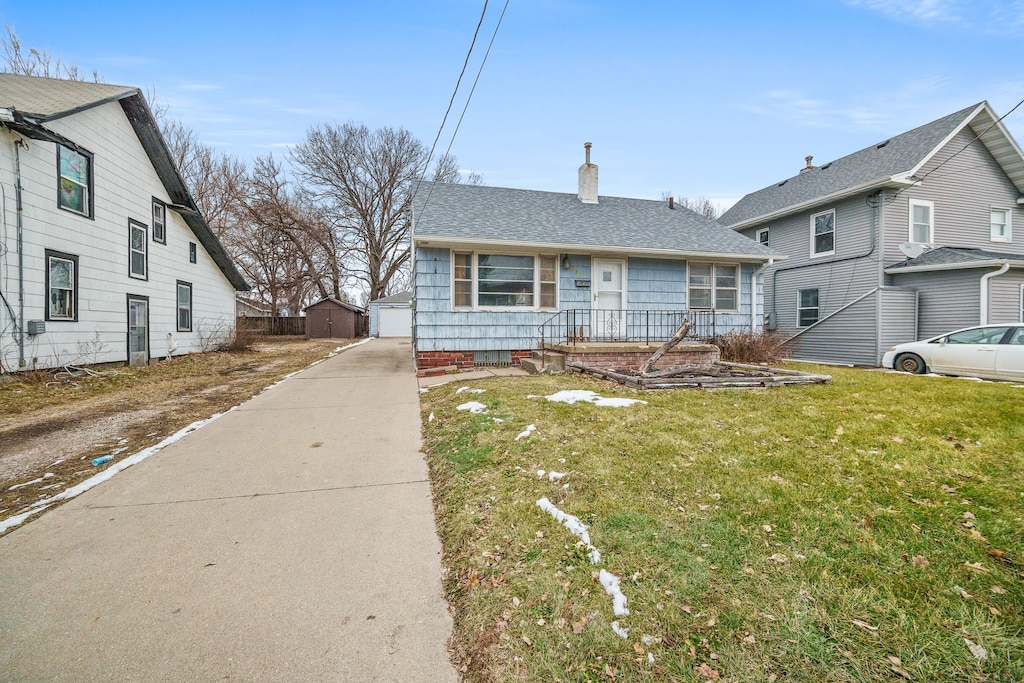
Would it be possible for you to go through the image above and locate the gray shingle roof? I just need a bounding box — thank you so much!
[720,103,983,228]
[370,291,412,305]
[0,72,138,120]
[413,182,775,259]
[887,246,1024,271]
[0,73,249,291]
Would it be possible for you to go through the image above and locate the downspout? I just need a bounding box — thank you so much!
[751,258,773,331]
[13,137,25,368]
[979,263,1009,325]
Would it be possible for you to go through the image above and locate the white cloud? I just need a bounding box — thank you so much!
[845,0,1024,31]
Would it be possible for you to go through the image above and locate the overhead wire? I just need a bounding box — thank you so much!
[417,0,510,221]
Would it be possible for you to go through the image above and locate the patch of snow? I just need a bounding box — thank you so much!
[537,470,546,478]
[611,621,630,639]
[515,424,536,441]
[535,497,601,564]
[492,418,504,423]
[547,471,566,482]
[456,401,488,414]
[599,569,630,616]
[0,505,52,534]
[647,652,655,664]
[419,387,428,394]
[8,472,55,491]
[49,459,65,466]
[544,390,647,407]
[456,386,485,394]
[428,412,435,422]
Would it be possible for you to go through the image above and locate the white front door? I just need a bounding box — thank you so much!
[592,258,626,340]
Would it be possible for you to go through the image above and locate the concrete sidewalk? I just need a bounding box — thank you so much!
[0,338,458,682]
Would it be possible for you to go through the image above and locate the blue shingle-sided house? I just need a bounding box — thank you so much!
[720,102,1024,365]
[410,145,777,370]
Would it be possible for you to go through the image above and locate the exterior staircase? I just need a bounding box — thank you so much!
[520,349,565,374]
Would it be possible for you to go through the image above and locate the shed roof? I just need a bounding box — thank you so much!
[412,181,776,260]
[886,246,1024,273]
[721,102,1024,229]
[370,291,412,305]
[0,73,249,290]
[304,296,365,313]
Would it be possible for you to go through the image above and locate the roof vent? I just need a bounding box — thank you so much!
[876,140,890,149]
[799,155,817,174]
[778,180,788,187]
[820,162,832,170]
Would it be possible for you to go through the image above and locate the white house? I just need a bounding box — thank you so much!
[0,73,248,371]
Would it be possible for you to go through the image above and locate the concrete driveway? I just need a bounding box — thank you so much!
[0,337,458,682]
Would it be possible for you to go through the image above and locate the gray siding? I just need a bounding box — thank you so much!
[989,267,1024,323]
[883,127,1024,265]
[889,268,982,339]
[413,247,760,353]
[787,291,879,365]
[368,303,379,337]
[879,287,919,350]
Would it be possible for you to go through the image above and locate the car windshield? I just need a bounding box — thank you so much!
[945,327,1010,345]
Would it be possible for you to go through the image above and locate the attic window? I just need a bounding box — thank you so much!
[876,140,890,149]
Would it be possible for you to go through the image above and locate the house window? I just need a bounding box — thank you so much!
[177,281,192,332]
[756,228,769,247]
[991,208,1011,242]
[152,198,167,244]
[688,262,739,311]
[451,252,557,310]
[909,199,934,244]
[57,145,92,217]
[810,209,835,257]
[189,242,197,264]
[129,220,148,279]
[45,249,78,321]
[798,288,819,327]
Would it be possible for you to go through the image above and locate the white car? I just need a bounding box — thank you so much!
[882,323,1024,381]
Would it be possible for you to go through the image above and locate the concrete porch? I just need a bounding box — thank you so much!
[522,341,720,374]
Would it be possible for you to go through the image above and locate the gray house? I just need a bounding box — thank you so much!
[720,101,1024,365]
[410,145,777,370]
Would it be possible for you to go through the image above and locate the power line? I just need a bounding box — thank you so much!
[890,96,1024,202]
[418,0,510,220]
[413,0,490,207]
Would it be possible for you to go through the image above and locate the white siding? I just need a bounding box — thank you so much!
[0,101,237,371]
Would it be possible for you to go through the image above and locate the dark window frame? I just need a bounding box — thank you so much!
[56,144,94,219]
[189,241,197,264]
[44,248,79,322]
[128,219,149,280]
[152,197,167,244]
[798,288,820,327]
[176,280,193,332]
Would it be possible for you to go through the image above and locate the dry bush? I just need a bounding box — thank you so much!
[223,327,261,352]
[713,330,787,364]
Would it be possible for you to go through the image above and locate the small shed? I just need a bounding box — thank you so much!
[304,297,366,339]
[368,291,412,337]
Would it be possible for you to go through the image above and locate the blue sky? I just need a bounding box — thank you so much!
[3,0,1023,209]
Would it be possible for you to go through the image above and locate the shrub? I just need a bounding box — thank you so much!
[713,330,787,364]
[223,327,261,352]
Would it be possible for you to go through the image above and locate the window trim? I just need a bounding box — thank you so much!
[687,261,740,312]
[908,199,934,245]
[449,250,559,312]
[152,197,167,244]
[809,209,836,258]
[756,228,769,248]
[44,249,79,322]
[797,288,820,327]
[176,280,193,332]
[189,241,197,264]
[56,144,94,219]
[129,219,148,280]
[990,207,1012,243]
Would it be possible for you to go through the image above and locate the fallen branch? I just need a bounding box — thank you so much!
[639,320,691,376]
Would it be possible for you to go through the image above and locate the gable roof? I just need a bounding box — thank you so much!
[720,102,1024,230]
[885,246,1024,273]
[0,73,249,290]
[304,296,365,314]
[412,181,776,260]
[370,291,412,305]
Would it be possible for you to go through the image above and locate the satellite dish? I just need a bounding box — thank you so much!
[899,242,927,259]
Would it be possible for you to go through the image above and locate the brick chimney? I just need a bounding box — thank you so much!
[799,155,817,174]
[578,142,598,204]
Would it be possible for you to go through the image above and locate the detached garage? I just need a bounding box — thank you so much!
[369,291,412,337]
[305,297,366,339]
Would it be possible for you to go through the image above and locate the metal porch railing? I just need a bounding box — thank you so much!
[538,309,746,348]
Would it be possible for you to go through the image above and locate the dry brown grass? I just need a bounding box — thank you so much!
[0,337,348,531]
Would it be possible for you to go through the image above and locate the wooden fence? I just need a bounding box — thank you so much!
[236,316,306,336]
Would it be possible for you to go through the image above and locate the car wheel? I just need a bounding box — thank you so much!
[895,353,927,374]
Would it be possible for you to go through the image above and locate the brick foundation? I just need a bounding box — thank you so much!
[415,349,534,370]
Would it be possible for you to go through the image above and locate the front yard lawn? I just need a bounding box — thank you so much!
[421,367,1024,682]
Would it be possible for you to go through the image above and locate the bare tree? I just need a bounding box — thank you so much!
[2,26,99,81]
[291,123,467,301]
[661,191,722,221]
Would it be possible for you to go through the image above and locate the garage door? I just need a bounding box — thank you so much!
[378,306,412,337]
